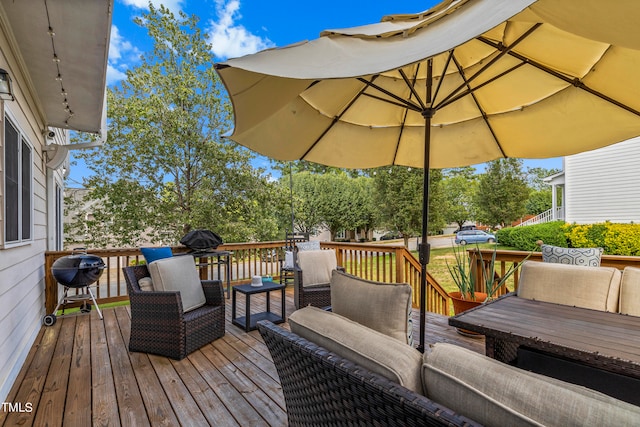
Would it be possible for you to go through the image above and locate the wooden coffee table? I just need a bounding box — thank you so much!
[232,281,286,332]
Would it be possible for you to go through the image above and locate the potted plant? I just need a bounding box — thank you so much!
[447,244,530,314]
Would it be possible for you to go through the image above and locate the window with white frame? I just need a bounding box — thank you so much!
[4,116,32,244]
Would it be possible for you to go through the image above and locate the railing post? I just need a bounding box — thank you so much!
[44,253,57,315]
[395,247,405,284]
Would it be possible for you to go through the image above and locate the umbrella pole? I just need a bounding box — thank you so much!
[418,109,433,353]
[289,162,295,233]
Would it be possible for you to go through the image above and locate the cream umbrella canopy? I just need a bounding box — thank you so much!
[215,0,640,351]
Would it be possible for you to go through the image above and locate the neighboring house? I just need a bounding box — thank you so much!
[0,1,111,401]
[542,136,640,225]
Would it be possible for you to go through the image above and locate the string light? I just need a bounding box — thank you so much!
[45,0,74,125]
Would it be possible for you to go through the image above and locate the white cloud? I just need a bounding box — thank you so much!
[207,0,274,60]
[106,64,127,86]
[107,25,140,85]
[120,0,184,14]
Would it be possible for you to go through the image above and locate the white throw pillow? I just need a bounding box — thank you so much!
[138,277,154,291]
[147,255,206,312]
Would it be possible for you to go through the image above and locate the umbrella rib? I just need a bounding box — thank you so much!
[450,53,508,158]
[436,61,527,110]
[392,65,423,164]
[300,77,376,160]
[435,23,542,110]
[477,37,640,118]
[356,77,424,112]
[398,69,426,110]
[431,50,454,108]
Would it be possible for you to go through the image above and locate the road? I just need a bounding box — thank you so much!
[378,235,455,251]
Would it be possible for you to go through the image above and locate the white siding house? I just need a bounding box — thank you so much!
[543,136,640,225]
[563,137,640,224]
[0,1,111,401]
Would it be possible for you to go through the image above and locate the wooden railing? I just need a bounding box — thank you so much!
[44,241,451,316]
[469,249,640,295]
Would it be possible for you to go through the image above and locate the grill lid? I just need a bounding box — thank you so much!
[52,253,105,288]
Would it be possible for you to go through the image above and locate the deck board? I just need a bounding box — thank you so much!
[1,286,483,426]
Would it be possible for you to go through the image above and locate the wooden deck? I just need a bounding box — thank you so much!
[1,287,483,427]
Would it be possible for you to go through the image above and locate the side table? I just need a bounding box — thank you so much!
[232,281,286,332]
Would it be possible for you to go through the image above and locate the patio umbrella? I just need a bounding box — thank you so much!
[215,0,640,352]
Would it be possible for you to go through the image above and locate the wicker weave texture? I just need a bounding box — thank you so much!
[258,321,480,427]
[123,264,225,360]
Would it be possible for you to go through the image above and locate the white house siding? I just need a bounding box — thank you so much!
[0,34,51,400]
[565,137,640,224]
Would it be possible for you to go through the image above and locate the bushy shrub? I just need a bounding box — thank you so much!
[496,221,567,251]
[564,223,607,248]
[565,222,640,255]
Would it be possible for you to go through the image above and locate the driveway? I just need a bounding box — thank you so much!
[377,235,455,251]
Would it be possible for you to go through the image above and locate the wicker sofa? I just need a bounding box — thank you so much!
[259,305,640,426]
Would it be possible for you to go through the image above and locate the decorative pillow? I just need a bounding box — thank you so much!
[330,270,413,346]
[140,246,173,264]
[540,244,603,267]
[138,277,154,291]
[147,255,206,312]
[296,240,321,251]
[423,343,640,426]
[297,250,336,288]
[289,306,423,394]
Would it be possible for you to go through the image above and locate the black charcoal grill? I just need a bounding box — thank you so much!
[43,249,105,326]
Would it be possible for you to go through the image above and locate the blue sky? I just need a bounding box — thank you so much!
[67,0,562,185]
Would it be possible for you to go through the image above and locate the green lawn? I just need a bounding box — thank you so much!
[414,244,518,294]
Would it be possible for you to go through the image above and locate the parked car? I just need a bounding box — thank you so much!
[379,231,402,240]
[455,230,496,245]
[453,224,477,233]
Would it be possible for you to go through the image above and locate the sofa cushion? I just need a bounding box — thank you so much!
[423,343,640,427]
[140,246,173,264]
[289,306,423,394]
[297,250,337,288]
[517,261,621,312]
[147,255,206,312]
[620,267,640,316]
[541,244,603,267]
[330,270,413,346]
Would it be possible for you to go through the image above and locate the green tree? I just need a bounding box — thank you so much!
[475,159,530,227]
[373,166,445,246]
[442,174,478,229]
[523,166,560,216]
[70,5,276,246]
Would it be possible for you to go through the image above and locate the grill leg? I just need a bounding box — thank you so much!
[86,286,103,320]
[51,286,70,315]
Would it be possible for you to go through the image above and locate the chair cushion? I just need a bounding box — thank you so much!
[296,240,321,251]
[620,267,640,316]
[517,261,621,312]
[422,343,640,427]
[289,306,423,394]
[147,255,206,312]
[297,250,336,288]
[138,277,154,291]
[330,270,413,346]
[140,246,173,264]
[540,244,603,267]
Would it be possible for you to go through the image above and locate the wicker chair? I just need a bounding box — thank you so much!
[123,264,225,360]
[257,320,480,426]
[293,249,343,309]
